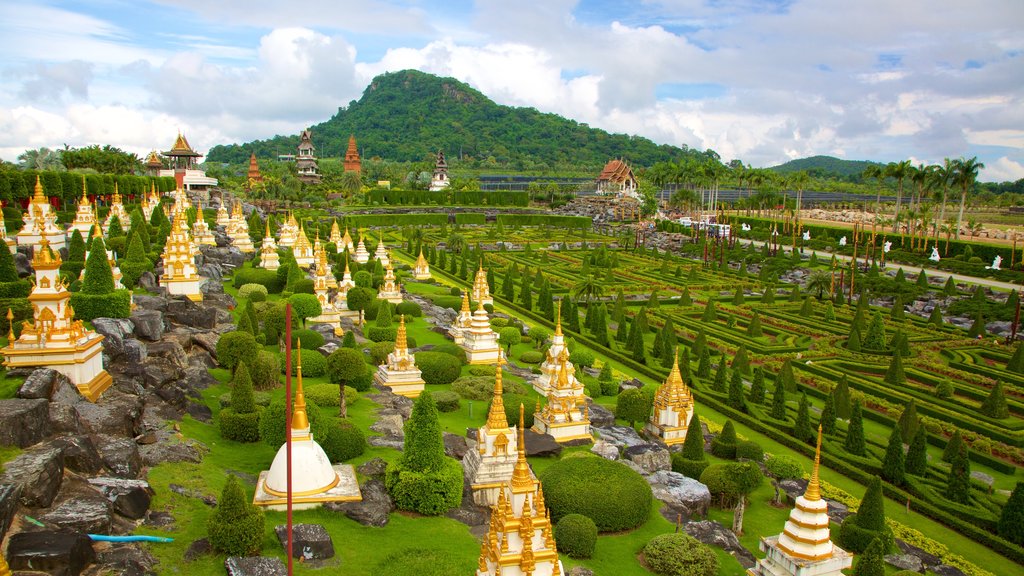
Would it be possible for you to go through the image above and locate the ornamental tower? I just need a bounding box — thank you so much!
[277,213,299,247]
[413,248,431,280]
[307,244,344,336]
[461,300,501,365]
[464,358,519,506]
[145,150,163,177]
[473,263,492,306]
[373,234,389,266]
[226,202,255,253]
[645,349,695,447]
[259,222,280,270]
[533,350,591,443]
[68,177,98,237]
[246,152,263,190]
[159,210,202,301]
[339,226,355,253]
[292,224,314,269]
[192,212,216,246]
[329,220,342,247]
[448,290,474,345]
[748,426,852,576]
[430,150,450,191]
[343,135,361,173]
[373,315,424,398]
[533,302,571,396]
[164,132,201,190]
[295,129,321,185]
[17,176,66,250]
[353,233,370,264]
[377,256,402,304]
[103,183,130,234]
[2,238,112,401]
[215,203,231,227]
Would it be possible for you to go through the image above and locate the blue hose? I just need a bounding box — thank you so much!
[88,535,174,543]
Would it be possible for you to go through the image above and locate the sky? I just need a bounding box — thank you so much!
[1,0,1023,181]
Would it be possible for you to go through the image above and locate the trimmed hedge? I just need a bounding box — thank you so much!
[289,349,327,377]
[385,453,463,515]
[518,350,544,364]
[231,267,283,293]
[555,514,598,559]
[642,533,718,576]
[68,289,131,321]
[238,283,268,302]
[415,351,462,385]
[540,455,652,532]
[320,421,366,462]
[432,390,461,412]
[496,214,591,229]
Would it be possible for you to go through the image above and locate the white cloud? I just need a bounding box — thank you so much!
[981,157,1024,183]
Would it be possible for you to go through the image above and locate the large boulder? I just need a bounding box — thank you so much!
[274,523,335,560]
[147,340,189,370]
[92,317,135,359]
[932,565,968,576]
[586,401,615,427]
[92,434,143,479]
[17,368,59,399]
[624,443,671,474]
[138,271,160,294]
[75,390,142,437]
[130,309,165,341]
[326,478,393,527]
[0,483,21,542]
[165,297,217,329]
[0,398,51,447]
[684,520,756,568]
[647,470,711,519]
[443,432,470,459]
[523,429,562,457]
[224,556,287,576]
[96,545,159,576]
[48,435,104,475]
[39,482,114,534]
[590,439,620,460]
[886,554,924,573]
[0,444,64,507]
[7,530,96,576]
[88,477,154,519]
[594,425,646,450]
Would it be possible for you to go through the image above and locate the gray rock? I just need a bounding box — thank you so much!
[0,397,51,447]
[647,471,711,518]
[594,425,646,449]
[624,443,671,474]
[147,340,189,370]
[327,478,393,527]
[367,435,405,450]
[88,477,154,519]
[7,530,96,576]
[684,520,756,568]
[49,435,104,474]
[50,401,83,434]
[0,483,21,542]
[886,553,923,572]
[165,297,217,329]
[896,539,941,568]
[198,263,223,282]
[17,367,59,399]
[586,401,615,427]
[143,357,184,390]
[357,457,388,477]
[224,556,287,576]
[319,342,340,356]
[191,331,220,357]
[96,544,159,576]
[591,439,619,460]
[40,484,114,534]
[0,444,64,507]
[133,294,168,312]
[370,414,405,438]
[130,309,165,341]
[93,434,143,478]
[92,317,135,359]
[75,390,142,436]
[274,523,335,560]
[138,271,159,293]
[568,568,595,576]
[13,250,31,276]
[444,432,470,459]
[446,494,490,528]
[932,564,968,576]
[523,429,562,457]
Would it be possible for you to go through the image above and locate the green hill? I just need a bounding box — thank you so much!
[206,69,695,169]
[769,155,884,178]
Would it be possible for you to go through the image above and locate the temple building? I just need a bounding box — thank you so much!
[596,159,637,197]
[373,315,424,397]
[645,350,695,447]
[377,257,403,304]
[473,264,493,306]
[292,225,314,268]
[295,129,322,185]
[226,202,255,253]
[464,359,519,506]
[413,249,431,280]
[373,235,390,266]
[192,215,216,246]
[313,239,337,288]
[2,238,112,402]
[475,406,564,576]
[159,210,203,301]
[307,247,344,335]
[533,304,571,396]
[68,177,98,238]
[144,151,163,176]
[277,213,299,247]
[429,150,450,191]
[17,177,66,250]
[532,351,591,443]
[259,223,280,270]
[333,261,360,321]
[353,236,370,264]
[748,427,852,576]
[461,301,502,365]
[102,184,131,235]
[448,291,474,345]
[253,347,361,510]
[246,152,263,191]
[215,203,231,228]
[343,135,361,173]
[159,132,217,192]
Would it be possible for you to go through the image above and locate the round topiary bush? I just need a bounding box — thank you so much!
[369,341,395,365]
[320,420,366,462]
[250,350,281,390]
[291,278,315,294]
[555,513,597,559]
[569,349,596,368]
[642,533,718,576]
[518,350,544,364]
[415,351,462,385]
[216,330,259,372]
[291,329,325,350]
[736,440,764,462]
[258,398,329,447]
[395,301,422,317]
[289,349,327,377]
[366,326,398,342]
[433,390,461,412]
[671,454,709,480]
[540,455,652,532]
[305,383,359,408]
[238,283,268,302]
[453,376,527,401]
[207,476,264,556]
[431,343,466,364]
[468,365,494,377]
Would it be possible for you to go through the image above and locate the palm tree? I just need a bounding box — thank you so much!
[930,159,953,245]
[807,270,832,300]
[941,217,956,255]
[886,160,911,232]
[17,147,64,171]
[572,275,604,303]
[952,156,984,239]
[788,171,810,221]
[863,164,885,213]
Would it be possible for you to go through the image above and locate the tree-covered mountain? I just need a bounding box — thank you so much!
[769,155,884,179]
[206,69,693,169]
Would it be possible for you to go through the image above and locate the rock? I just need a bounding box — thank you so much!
[185,538,212,561]
[92,434,143,478]
[92,317,135,359]
[130,309,165,341]
[169,483,217,507]
[594,425,646,449]
[0,483,22,541]
[144,510,176,530]
[367,435,404,450]
[50,401,83,434]
[446,495,490,528]
[647,471,712,518]
[0,444,64,507]
[568,568,595,576]
[120,339,149,368]
[49,435,104,474]
[327,478,393,527]
[591,439,620,460]
[896,539,941,568]
[165,297,217,329]
[96,544,159,576]
[319,342,340,356]
[224,556,288,576]
[274,523,335,560]
[370,414,405,439]
[40,484,114,534]
[132,294,167,312]
[191,331,220,357]
[138,271,159,293]
[0,398,51,447]
[7,530,96,576]
[357,458,388,477]
[684,520,756,568]
[443,432,470,459]
[198,263,222,282]
[778,478,808,502]
[14,251,31,276]
[88,477,154,519]
[886,553,923,572]
[75,391,141,437]
[970,471,994,487]
[523,429,562,457]
[147,340,189,370]
[932,564,968,576]
[188,349,216,369]
[139,433,205,467]
[586,401,615,427]
[17,368,59,399]
[143,358,184,391]
[624,443,671,474]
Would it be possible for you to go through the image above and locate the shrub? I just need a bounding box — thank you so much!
[366,326,398,342]
[238,283,268,302]
[642,533,718,576]
[320,420,366,462]
[385,392,463,515]
[291,329,325,350]
[569,349,596,368]
[736,440,764,462]
[207,476,264,556]
[215,330,258,372]
[82,237,115,294]
[231,267,282,293]
[395,300,422,317]
[289,293,322,325]
[433,390,461,412]
[601,379,620,396]
[518,350,544,364]
[452,376,526,401]
[431,343,466,364]
[469,365,494,377]
[555,514,597,559]
[250,350,281,390]
[68,289,131,321]
[616,387,653,427]
[327,347,369,384]
[671,455,710,480]
[305,383,359,408]
[290,278,315,294]
[493,394,536,428]
[219,363,261,443]
[289,348,327,377]
[369,341,395,365]
[710,421,737,459]
[415,351,461,385]
[259,397,329,447]
[118,234,153,288]
[540,455,652,532]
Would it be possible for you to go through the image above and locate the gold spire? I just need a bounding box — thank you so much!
[485,356,509,430]
[265,221,271,238]
[395,314,408,351]
[510,404,534,492]
[554,299,563,336]
[805,424,823,501]
[460,290,471,314]
[80,176,89,204]
[6,308,14,342]
[112,182,121,204]
[667,348,684,391]
[292,339,310,431]
[32,175,45,204]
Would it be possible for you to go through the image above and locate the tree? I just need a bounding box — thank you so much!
[770,375,787,420]
[905,426,928,476]
[886,160,912,232]
[696,345,711,379]
[572,274,604,303]
[845,400,866,456]
[980,380,1009,419]
[346,286,375,322]
[681,413,706,460]
[207,475,264,556]
[765,454,803,505]
[747,313,763,337]
[731,346,750,375]
[777,360,796,392]
[863,311,886,350]
[833,375,852,419]
[701,300,717,322]
[852,537,886,576]
[1008,343,1024,374]
[288,293,322,327]
[952,156,984,239]
[897,400,919,440]
[884,353,906,386]
[82,237,115,294]
[942,429,964,463]
[947,443,972,504]
[326,348,366,417]
[375,300,393,327]
[807,270,831,300]
[793,393,813,443]
[881,426,906,486]
[402,390,445,472]
[846,321,863,352]
[712,358,728,393]
[967,310,986,338]
[728,370,746,412]
[998,482,1024,545]
[498,326,521,355]
[819,391,837,435]
[617,387,651,428]
[518,273,533,310]
[858,476,888,533]
[748,368,766,404]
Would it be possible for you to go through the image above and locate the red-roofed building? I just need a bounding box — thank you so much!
[596,159,637,195]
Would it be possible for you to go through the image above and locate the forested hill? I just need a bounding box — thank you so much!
[206,69,692,168]
[769,155,884,178]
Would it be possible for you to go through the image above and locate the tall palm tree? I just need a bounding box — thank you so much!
[788,171,810,221]
[930,159,953,244]
[863,164,885,214]
[807,270,832,300]
[572,275,604,303]
[886,160,912,232]
[952,156,984,239]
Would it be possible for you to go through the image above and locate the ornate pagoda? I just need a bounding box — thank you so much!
[68,177,98,237]
[377,257,402,304]
[461,300,501,365]
[329,220,343,248]
[307,247,344,335]
[103,183,130,234]
[292,224,314,268]
[333,261,360,321]
[339,225,354,253]
[144,150,163,176]
[533,303,571,396]
[413,248,431,280]
[253,346,361,510]
[353,235,370,264]
[215,203,231,227]
[192,213,216,246]
[246,152,263,190]
[17,177,66,250]
[533,351,591,443]
[141,182,159,221]
[464,358,519,506]
[259,223,280,270]
[314,239,336,288]
[295,129,321,184]
[748,427,852,576]
[159,210,203,301]
[226,202,255,253]
[473,264,492,306]
[645,350,695,447]
[475,405,564,576]
[430,150,450,191]
[277,213,299,247]
[373,315,424,397]
[448,291,474,345]
[2,238,112,402]
[343,135,361,173]
[373,235,389,266]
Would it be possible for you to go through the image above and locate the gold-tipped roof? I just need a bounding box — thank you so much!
[554,300,563,336]
[395,314,408,351]
[485,356,509,430]
[79,176,89,204]
[292,339,310,431]
[168,132,197,155]
[416,248,428,266]
[805,424,823,501]
[32,175,46,204]
[510,404,535,492]
[31,237,61,268]
[265,221,271,237]
[460,291,471,314]
[145,150,162,166]
[111,182,122,204]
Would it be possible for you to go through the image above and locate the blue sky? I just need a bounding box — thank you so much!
[1,0,1023,181]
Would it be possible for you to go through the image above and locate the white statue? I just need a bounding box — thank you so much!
[929,246,941,262]
[987,255,1002,270]
[772,228,779,237]
[802,230,811,241]
[839,236,847,246]
[741,223,751,232]
[883,241,892,253]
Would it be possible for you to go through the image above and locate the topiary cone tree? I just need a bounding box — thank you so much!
[998,482,1024,546]
[83,236,115,294]
[207,475,265,556]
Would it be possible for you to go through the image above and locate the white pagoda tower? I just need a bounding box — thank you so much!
[68,177,98,238]
[2,238,112,402]
[191,214,216,246]
[103,183,130,234]
[226,202,255,253]
[373,315,424,397]
[748,426,853,576]
[17,177,66,250]
[413,249,431,280]
[259,223,280,270]
[533,351,591,443]
[141,182,159,221]
[533,303,571,396]
[159,210,203,301]
[448,291,473,345]
[339,226,355,253]
[307,248,344,336]
[464,358,519,506]
[473,264,493,306]
[215,203,231,227]
[277,213,298,247]
[293,225,314,269]
[645,350,696,447]
[461,301,501,365]
[353,236,370,264]
[329,220,343,250]
[374,235,390,266]
[377,257,402,304]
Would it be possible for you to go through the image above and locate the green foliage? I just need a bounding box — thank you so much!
[415,351,462,385]
[207,476,264,556]
[793,393,813,443]
[905,426,928,476]
[765,454,803,481]
[540,455,652,532]
[681,414,706,461]
[432,390,461,412]
[700,300,717,322]
[642,533,718,576]
[237,283,269,302]
[304,383,359,408]
[288,293,322,326]
[259,397,329,447]
[736,440,763,462]
[863,311,886,350]
[616,387,652,427]
[569,348,595,368]
[68,290,132,321]
[218,362,261,443]
[998,482,1024,545]
[386,392,463,515]
[845,400,866,456]
[320,421,367,463]
[852,538,886,576]
[1008,343,1024,374]
[431,343,467,364]
[967,311,986,338]
[819,391,837,435]
[846,322,862,351]
[770,374,787,420]
[884,353,906,386]
[833,375,852,419]
[401,391,444,472]
[232,267,284,293]
[748,368,766,405]
[518,350,544,364]
[375,300,393,327]
[327,347,368,386]
[727,370,746,412]
[288,349,327,377]
[498,326,521,353]
[555,514,598,559]
[251,350,281,390]
[118,233,153,288]
[947,444,972,504]
[699,461,763,505]
[881,426,905,486]
[291,329,325,349]
[897,400,919,441]
[942,429,964,463]
[710,420,737,459]
[838,477,893,554]
[980,380,1009,419]
[712,358,728,393]
[82,237,115,294]
[216,331,259,372]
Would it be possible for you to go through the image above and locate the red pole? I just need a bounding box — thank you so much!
[285,304,293,576]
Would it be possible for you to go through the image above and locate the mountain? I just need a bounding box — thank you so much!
[206,69,693,168]
[769,155,885,178]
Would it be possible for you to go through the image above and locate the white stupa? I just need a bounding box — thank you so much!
[448,291,473,345]
[472,264,493,306]
[373,234,389,266]
[373,315,424,397]
[533,350,591,443]
[277,213,298,247]
[461,300,502,365]
[645,350,696,447]
[17,177,66,250]
[413,249,431,280]
[533,303,571,396]
[68,177,98,238]
[463,358,519,506]
[258,222,280,270]
[377,257,402,304]
[353,235,370,264]
[292,225,314,269]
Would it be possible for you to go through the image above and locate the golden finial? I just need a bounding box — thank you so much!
[80,176,89,204]
[292,339,310,431]
[395,314,408,352]
[805,424,823,501]
[485,356,508,430]
[32,175,45,203]
[667,347,684,389]
[510,403,534,491]
[554,299,563,336]
[112,182,121,203]
[265,221,271,237]
[6,308,14,342]
[460,291,471,314]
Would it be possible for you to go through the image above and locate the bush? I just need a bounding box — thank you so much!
[207,476,264,556]
[431,343,466,364]
[736,440,764,462]
[291,329,325,350]
[289,349,327,377]
[569,349,596,368]
[433,390,461,412]
[468,365,494,377]
[395,301,422,317]
[320,421,366,462]
[250,351,281,390]
[366,326,398,342]
[452,376,527,400]
[671,455,710,479]
[259,397,329,447]
[540,455,652,532]
[68,289,131,321]
[493,394,536,428]
[518,350,544,364]
[642,533,718,576]
[710,421,737,459]
[215,330,258,372]
[601,379,620,396]
[237,283,268,302]
[415,351,462,385]
[385,392,463,515]
[219,409,262,443]
[290,278,315,294]
[555,514,597,559]
[232,267,283,293]
[369,341,394,365]
[305,383,359,408]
